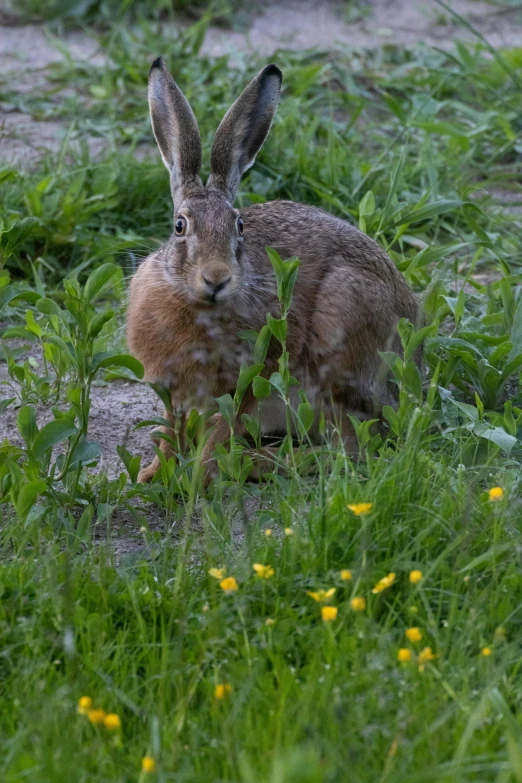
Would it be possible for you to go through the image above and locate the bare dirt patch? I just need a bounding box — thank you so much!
[0,23,104,166]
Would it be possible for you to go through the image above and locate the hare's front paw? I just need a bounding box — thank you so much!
[138,456,161,483]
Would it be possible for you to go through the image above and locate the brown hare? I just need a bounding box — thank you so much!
[127,58,421,484]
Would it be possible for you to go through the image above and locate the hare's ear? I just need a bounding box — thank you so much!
[207,64,282,202]
[148,57,202,206]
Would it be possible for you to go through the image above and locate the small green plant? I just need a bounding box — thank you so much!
[0,263,143,525]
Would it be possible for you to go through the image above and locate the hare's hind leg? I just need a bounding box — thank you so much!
[138,407,186,483]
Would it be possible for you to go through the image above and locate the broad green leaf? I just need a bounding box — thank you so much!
[241,413,260,445]
[254,324,272,364]
[432,336,486,360]
[36,297,67,320]
[502,353,522,380]
[92,352,144,379]
[215,394,234,427]
[234,363,264,408]
[252,376,272,399]
[402,362,422,399]
[0,285,40,314]
[133,417,172,430]
[469,423,517,454]
[13,479,47,523]
[116,445,141,483]
[45,334,75,361]
[2,327,38,341]
[68,437,101,469]
[17,406,38,447]
[83,263,119,303]
[359,190,375,217]
[76,504,94,541]
[148,383,172,411]
[88,310,114,338]
[297,401,314,433]
[268,372,286,396]
[31,419,79,460]
[0,397,15,413]
[403,323,437,362]
[266,313,288,343]
[25,309,42,338]
[383,405,400,434]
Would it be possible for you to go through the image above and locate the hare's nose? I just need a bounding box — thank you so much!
[202,275,231,295]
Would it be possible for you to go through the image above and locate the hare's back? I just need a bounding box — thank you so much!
[241,199,418,319]
[242,200,402,284]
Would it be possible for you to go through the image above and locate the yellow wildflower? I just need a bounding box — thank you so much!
[371,572,396,594]
[347,502,373,516]
[409,570,423,584]
[481,647,492,657]
[104,713,121,731]
[78,696,92,715]
[307,588,336,603]
[284,527,293,536]
[219,577,238,593]
[321,606,338,622]
[265,617,275,626]
[208,567,226,579]
[142,757,156,773]
[405,627,422,643]
[340,569,352,581]
[418,646,436,671]
[215,683,233,699]
[397,648,412,663]
[351,596,366,612]
[87,709,106,725]
[253,563,275,579]
[488,487,503,501]
[265,528,272,537]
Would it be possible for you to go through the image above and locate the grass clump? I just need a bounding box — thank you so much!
[1,17,522,783]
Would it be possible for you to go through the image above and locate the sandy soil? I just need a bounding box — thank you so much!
[203,0,522,58]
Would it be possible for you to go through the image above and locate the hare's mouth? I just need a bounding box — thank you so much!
[194,274,235,305]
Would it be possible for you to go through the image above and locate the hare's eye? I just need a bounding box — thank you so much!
[237,217,244,236]
[175,217,187,236]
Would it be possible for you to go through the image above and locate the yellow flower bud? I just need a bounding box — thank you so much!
[142,756,155,773]
[104,713,121,730]
[78,696,92,715]
[215,683,233,699]
[321,606,338,622]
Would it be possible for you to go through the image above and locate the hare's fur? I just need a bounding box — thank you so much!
[127,59,421,483]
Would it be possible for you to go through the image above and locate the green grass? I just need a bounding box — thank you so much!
[1,16,522,783]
